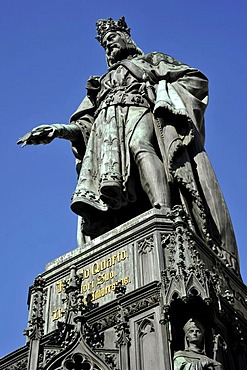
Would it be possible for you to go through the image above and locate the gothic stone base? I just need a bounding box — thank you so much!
[1,207,247,370]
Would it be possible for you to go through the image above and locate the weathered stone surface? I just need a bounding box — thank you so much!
[1,208,247,369]
[20,208,246,341]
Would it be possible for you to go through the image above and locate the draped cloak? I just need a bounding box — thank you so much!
[173,350,222,370]
[69,52,239,272]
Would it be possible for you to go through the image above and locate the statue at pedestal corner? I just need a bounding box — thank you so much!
[173,318,223,370]
[18,17,239,274]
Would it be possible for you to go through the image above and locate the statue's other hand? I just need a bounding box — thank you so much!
[17,125,57,147]
[199,359,222,369]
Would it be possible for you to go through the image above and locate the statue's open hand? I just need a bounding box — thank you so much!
[17,125,57,147]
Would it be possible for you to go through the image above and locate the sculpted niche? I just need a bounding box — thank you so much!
[18,17,239,273]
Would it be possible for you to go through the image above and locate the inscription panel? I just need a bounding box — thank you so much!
[44,246,135,333]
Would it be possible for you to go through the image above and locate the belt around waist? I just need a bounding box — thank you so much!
[95,93,150,116]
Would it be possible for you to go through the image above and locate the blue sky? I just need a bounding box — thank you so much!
[1,0,247,358]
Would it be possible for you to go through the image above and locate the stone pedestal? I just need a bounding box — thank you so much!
[1,208,247,370]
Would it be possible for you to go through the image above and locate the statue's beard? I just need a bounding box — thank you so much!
[107,46,130,65]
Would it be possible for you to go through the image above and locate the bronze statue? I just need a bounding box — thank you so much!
[173,319,223,369]
[18,17,239,273]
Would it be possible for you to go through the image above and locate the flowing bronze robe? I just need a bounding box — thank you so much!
[69,52,239,272]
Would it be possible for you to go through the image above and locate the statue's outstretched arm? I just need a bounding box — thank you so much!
[17,123,81,147]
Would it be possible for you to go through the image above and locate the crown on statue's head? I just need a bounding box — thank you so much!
[96,16,131,46]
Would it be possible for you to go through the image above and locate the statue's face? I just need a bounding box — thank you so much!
[186,327,203,346]
[102,31,127,60]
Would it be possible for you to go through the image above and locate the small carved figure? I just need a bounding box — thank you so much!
[173,318,222,369]
[17,17,239,273]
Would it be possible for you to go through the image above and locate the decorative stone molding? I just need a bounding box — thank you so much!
[124,293,160,318]
[24,275,46,340]
[161,224,211,315]
[63,353,101,370]
[137,236,154,254]
[5,358,28,370]
[114,305,130,348]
